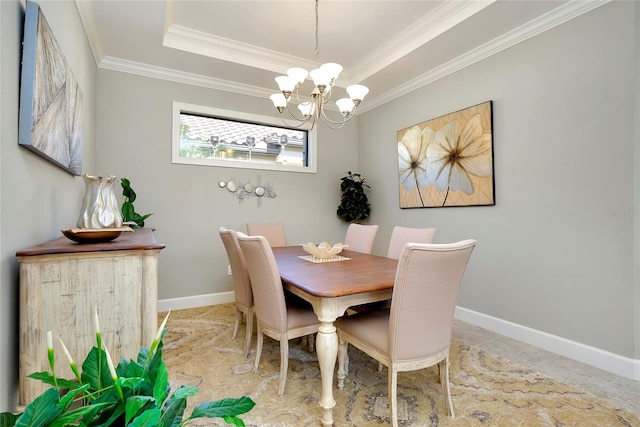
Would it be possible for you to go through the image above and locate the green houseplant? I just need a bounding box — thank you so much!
[0,311,255,427]
[121,178,153,228]
[337,171,371,223]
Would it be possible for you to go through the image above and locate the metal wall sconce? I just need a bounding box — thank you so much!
[219,179,276,200]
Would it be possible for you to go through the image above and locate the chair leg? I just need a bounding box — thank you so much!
[388,365,398,427]
[253,328,264,373]
[337,338,348,390]
[307,333,315,352]
[243,307,254,359]
[232,308,242,340]
[438,357,455,418]
[278,338,289,396]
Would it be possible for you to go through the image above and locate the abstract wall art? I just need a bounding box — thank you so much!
[397,101,494,208]
[18,0,83,176]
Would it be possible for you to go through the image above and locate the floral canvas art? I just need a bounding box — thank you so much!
[397,101,494,208]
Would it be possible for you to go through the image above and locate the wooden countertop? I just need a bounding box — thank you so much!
[16,228,165,257]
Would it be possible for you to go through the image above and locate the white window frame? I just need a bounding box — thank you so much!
[172,101,317,173]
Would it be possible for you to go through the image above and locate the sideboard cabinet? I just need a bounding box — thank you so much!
[16,228,165,407]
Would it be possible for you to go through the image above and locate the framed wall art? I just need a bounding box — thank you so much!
[397,100,494,208]
[18,0,83,176]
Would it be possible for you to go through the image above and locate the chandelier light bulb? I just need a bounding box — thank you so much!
[286,68,309,86]
[275,76,296,97]
[298,101,316,118]
[335,98,355,116]
[309,68,330,93]
[270,93,287,112]
[320,63,343,85]
[346,84,369,104]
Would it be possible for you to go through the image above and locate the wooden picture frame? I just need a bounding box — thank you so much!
[18,0,83,176]
[397,101,494,208]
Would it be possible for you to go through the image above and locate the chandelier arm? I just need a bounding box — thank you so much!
[276,112,313,129]
[319,106,357,126]
[319,114,348,130]
[284,102,311,123]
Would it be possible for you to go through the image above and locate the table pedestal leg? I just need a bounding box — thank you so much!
[316,319,337,426]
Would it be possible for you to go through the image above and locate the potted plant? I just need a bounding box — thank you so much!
[336,171,371,223]
[121,178,153,228]
[0,310,255,426]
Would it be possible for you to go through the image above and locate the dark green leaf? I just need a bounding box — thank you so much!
[0,412,19,427]
[81,348,113,395]
[159,394,186,427]
[27,372,79,390]
[125,396,156,424]
[152,363,169,404]
[14,388,61,427]
[129,409,161,427]
[190,396,256,419]
[49,402,111,427]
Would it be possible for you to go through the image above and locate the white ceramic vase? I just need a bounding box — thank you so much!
[77,173,123,229]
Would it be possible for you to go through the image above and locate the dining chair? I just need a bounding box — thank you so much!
[218,227,253,358]
[236,232,320,396]
[335,240,477,426]
[386,226,437,259]
[343,223,379,254]
[245,222,287,247]
[353,225,438,371]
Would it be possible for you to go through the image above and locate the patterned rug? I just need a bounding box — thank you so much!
[161,304,639,426]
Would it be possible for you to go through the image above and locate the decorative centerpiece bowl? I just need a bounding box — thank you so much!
[302,242,348,259]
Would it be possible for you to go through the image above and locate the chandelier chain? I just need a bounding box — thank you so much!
[314,0,319,67]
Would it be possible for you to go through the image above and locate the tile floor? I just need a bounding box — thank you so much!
[453,319,640,416]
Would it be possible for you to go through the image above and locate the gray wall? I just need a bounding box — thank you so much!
[0,0,97,410]
[95,70,360,300]
[359,1,638,358]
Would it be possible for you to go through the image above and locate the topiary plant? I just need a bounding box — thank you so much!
[337,171,371,223]
[121,178,153,228]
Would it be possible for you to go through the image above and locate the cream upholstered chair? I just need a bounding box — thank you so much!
[218,227,254,358]
[344,223,379,254]
[245,222,286,247]
[336,240,477,426]
[386,226,437,260]
[236,232,320,396]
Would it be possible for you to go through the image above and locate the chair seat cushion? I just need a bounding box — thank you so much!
[335,308,390,354]
[286,294,320,329]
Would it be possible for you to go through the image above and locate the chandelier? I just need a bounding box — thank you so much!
[269,0,369,130]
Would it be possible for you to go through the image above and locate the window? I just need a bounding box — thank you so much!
[172,102,316,173]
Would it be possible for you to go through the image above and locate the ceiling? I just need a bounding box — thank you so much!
[75,0,608,113]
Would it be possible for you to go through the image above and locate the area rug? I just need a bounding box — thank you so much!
[161,304,639,426]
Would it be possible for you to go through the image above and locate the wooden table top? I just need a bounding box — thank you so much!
[16,228,165,257]
[272,246,398,298]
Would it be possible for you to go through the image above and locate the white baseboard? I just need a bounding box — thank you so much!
[454,306,640,381]
[158,292,234,312]
[157,293,639,381]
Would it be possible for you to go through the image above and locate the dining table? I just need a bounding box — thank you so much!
[272,246,398,426]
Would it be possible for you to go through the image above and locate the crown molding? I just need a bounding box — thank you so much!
[74,0,103,66]
[348,0,495,84]
[96,0,610,114]
[99,56,274,99]
[358,0,611,114]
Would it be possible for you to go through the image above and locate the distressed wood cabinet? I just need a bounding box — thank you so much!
[16,228,165,407]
